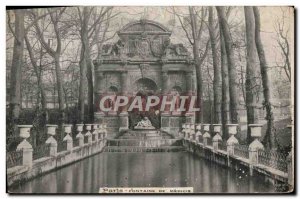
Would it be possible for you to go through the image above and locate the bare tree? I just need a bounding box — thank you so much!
[216,6,239,124]
[24,34,47,117]
[253,7,275,149]
[275,8,291,82]
[77,6,113,122]
[33,8,67,123]
[188,7,210,123]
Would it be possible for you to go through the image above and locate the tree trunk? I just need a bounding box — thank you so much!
[86,51,94,122]
[244,7,258,144]
[78,7,93,123]
[208,7,221,123]
[253,6,275,149]
[9,10,25,124]
[189,7,204,123]
[78,45,86,123]
[54,54,65,123]
[216,6,239,124]
[219,29,230,140]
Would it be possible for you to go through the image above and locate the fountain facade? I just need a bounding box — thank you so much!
[93,19,196,138]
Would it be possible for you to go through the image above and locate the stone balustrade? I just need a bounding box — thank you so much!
[179,122,293,188]
[7,123,108,187]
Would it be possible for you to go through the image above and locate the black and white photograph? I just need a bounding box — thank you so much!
[5,5,295,194]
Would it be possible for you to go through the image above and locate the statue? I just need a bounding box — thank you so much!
[134,117,155,129]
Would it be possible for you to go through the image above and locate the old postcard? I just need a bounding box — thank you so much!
[6,6,294,194]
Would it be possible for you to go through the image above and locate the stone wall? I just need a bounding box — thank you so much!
[7,139,107,188]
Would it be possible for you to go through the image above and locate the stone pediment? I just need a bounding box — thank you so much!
[101,20,191,60]
[118,19,171,35]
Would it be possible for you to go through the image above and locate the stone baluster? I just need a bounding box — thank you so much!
[76,124,84,147]
[248,124,264,175]
[45,125,58,156]
[63,124,73,150]
[226,124,239,155]
[85,124,93,144]
[212,124,222,151]
[17,125,33,168]
[195,124,202,143]
[202,124,211,147]
[92,124,98,141]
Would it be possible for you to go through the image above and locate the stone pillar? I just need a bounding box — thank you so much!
[93,124,99,141]
[226,124,239,155]
[248,124,264,175]
[45,125,58,156]
[184,124,189,140]
[212,124,222,151]
[185,71,195,121]
[286,125,294,188]
[76,124,84,146]
[185,71,193,95]
[119,71,129,131]
[95,71,106,116]
[190,124,195,141]
[98,124,103,140]
[287,151,294,188]
[17,125,33,168]
[63,124,73,150]
[103,124,108,139]
[85,124,93,144]
[161,70,171,116]
[195,124,202,143]
[180,124,186,138]
[203,124,211,147]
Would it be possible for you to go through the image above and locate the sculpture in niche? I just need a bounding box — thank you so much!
[102,40,125,56]
[134,117,155,129]
[163,38,189,58]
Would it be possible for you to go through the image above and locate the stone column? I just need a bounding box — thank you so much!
[185,71,195,121]
[85,124,93,144]
[76,124,84,146]
[195,124,202,143]
[212,124,222,151]
[226,124,239,155]
[248,124,264,175]
[93,124,99,141]
[190,124,196,141]
[95,71,106,116]
[63,124,73,150]
[103,124,108,139]
[286,125,293,188]
[161,70,171,116]
[203,124,211,147]
[185,71,193,95]
[45,125,58,157]
[181,123,186,139]
[119,71,129,132]
[17,125,33,168]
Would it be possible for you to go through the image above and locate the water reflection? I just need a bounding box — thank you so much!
[10,152,277,193]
